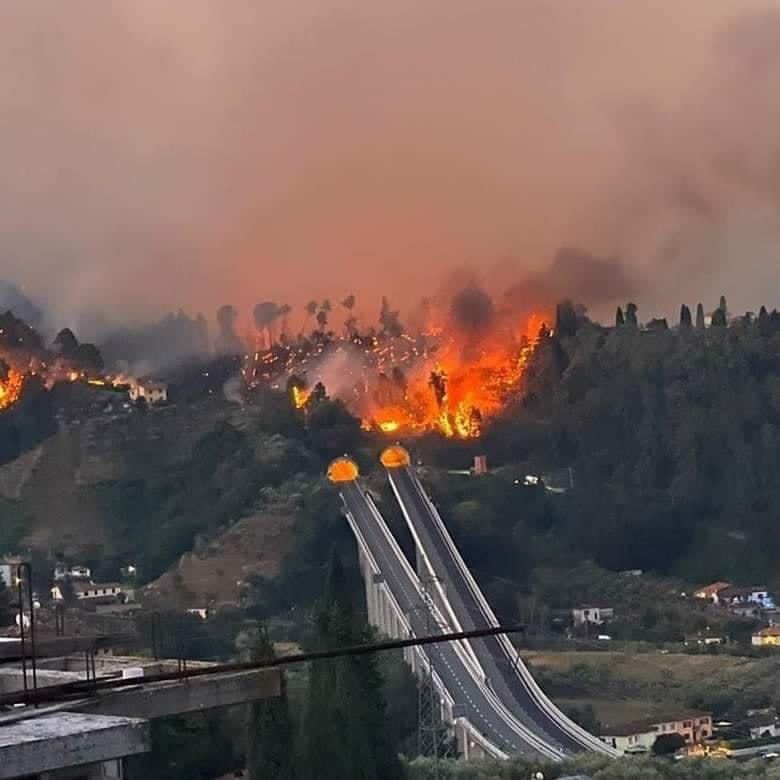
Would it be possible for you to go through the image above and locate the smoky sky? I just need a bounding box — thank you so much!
[1,1,779,334]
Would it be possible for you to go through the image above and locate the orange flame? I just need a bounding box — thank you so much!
[362,312,548,438]
[291,385,310,409]
[246,308,548,439]
[0,369,24,412]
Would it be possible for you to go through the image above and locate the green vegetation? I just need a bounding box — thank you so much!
[298,552,404,779]
[524,649,780,724]
[407,754,780,779]
[244,626,295,780]
[486,300,780,590]
[126,711,243,780]
[0,497,26,553]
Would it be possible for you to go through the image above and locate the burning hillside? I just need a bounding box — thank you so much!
[242,288,548,438]
[0,310,107,414]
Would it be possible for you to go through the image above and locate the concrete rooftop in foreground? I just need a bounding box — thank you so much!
[0,711,149,779]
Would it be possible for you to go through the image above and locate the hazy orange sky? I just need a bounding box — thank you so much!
[2,1,780,332]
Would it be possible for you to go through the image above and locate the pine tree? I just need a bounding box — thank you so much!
[245,627,295,780]
[555,300,578,338]
[679,304,692,330]
[625,302,638,327]
[615,306,625,327]
[298,553,402,780]
[695,303,705,330]
[711,306,727,328]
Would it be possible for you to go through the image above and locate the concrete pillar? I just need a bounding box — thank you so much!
[456,723,469,760]
[370,578,383,631]
[381,591,392,636]
[404,644,416,674]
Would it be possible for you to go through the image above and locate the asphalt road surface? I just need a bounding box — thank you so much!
[340,481,564,760]
[386,466,606,754]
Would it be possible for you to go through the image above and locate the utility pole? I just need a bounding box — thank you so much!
[416,576,452,774]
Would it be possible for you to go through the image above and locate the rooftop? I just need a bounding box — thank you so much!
[601,711,711,737]
[719,585,768,598]
[72,581,122,593]
[694,582,731,596]
[0,712,148,779]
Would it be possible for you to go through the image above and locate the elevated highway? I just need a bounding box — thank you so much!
[330,451,617,760]
[383,456,614,756]
[338,477,566,760]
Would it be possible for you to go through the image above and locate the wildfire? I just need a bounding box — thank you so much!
[244,304,548,439]
[0,369,24,412]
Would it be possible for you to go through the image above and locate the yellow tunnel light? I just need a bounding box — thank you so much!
[380,445,411,469]
[327,456,360,483]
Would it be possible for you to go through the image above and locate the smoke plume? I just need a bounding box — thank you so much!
[0,1,778,331]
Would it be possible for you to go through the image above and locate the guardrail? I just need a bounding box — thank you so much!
[391,466,618,757]
[341,482,566,761]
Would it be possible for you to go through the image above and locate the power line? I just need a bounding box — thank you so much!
[0,624,524,707]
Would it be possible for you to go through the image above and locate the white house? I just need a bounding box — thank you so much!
[51,581,124,604]
[572,606,614,626]
[746,714,780,741]
[0,556,23,588]
[128,380,168,405]
[53,564,92,582]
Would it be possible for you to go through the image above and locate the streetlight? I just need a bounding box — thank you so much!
[15,562,37,698]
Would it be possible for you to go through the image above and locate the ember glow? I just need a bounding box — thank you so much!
[243,298,548,439]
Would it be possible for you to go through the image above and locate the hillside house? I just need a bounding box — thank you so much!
[745,713,780,740]
[693,582,731,605]
[0,556,23,588]
[694,582,774,611]
[752,626,780,647]
[51,581,124,606]
[683,633,724,648]
[718,586,775,611]
[128,380,168,405]
[53,564,91,581]
[572,606,614,626]
[600,712,712,754]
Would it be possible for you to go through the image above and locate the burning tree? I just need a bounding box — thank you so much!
[242,286,549,439]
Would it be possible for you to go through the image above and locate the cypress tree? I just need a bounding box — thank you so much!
[695,303,705,330]
[758,305,770,336]
[679,304,692,330]
[625,302,638,327]
[615,306,625,327]
[245,626,295,780]
[299,553,402,780]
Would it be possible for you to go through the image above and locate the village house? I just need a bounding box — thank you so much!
[693,582,731,605]
[752,626,780,647]
[719,585,775,611]
[694,582,775,612]
[572,606,614,626]
[744,712,780,741]
[128,380,168,405]
[51,581,125,606]
[53,563,91,581]
[683,633,724,648]
[600,711,713,755]
[0,556,24,589]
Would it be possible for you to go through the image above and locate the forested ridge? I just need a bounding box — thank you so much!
[477,299,780,590]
